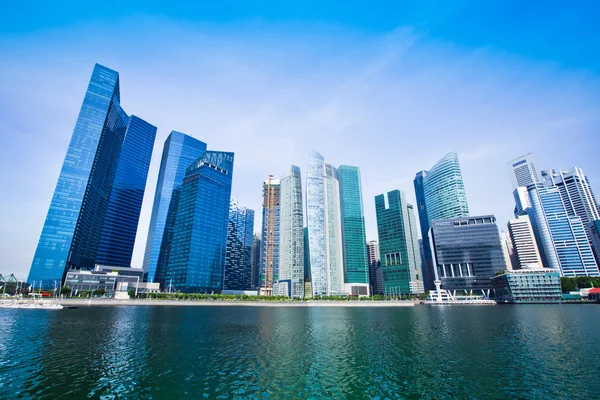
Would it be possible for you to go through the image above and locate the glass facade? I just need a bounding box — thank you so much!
[338,166,369,284]
[96,116,157,267]
[277,166,305,298]
[375,190,424,295]
[430,215,507,293]
[306,151,344,296]
[528,184,599,277]
[414,153,469,291]
[492,269,562,303]
[143,131,207,284]
[224,200,255,291]
[165,151,234,292]
[28,64,154,288]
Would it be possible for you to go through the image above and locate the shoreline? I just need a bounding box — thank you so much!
[50,299,418,307]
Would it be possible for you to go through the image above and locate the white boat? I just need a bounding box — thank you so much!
[423,280,495,306]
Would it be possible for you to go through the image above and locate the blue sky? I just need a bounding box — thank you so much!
[1,1,600,279]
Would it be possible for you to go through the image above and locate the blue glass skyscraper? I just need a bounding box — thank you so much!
[143,132,207,284]
[165,151,234,292]
[224,200,255,291]
[96,116,157,267]
[528,183,599,277]
[414,152,470,290]
[28,64,155,288]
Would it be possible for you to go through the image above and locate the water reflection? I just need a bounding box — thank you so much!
[0,305,599,399]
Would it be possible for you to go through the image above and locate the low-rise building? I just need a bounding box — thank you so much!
[64,265,158,296]
[491,268,562,303]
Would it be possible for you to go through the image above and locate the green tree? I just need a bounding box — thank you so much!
[60,286,72,296]
[560,277,577,293]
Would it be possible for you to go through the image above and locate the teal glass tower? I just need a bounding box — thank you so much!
[338,165,369,285]
[28,64,155,288]
[375,190,424,295]
[414,152,469,290]
[143,132,207,285]
[165,151,234,292]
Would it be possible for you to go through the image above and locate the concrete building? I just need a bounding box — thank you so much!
[492,268,562,303]
[507,215,543,269]
[260,176,280,295]
[430,215,507,297]
[367,240,380,265]
[507,153,542,190]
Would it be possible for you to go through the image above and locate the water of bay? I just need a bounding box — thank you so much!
[0,305,598,399]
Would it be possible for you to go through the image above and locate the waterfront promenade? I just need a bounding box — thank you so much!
[54,298,417,307]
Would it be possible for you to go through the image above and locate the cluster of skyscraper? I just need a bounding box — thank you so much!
[28,64,252,292]
[506,153,599,277]
[26,64,600,296]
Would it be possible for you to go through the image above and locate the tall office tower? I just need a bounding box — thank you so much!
[224,200,255,291]
[500,231,516,270]
[28,64,156,288]
[527,183,599,276]
[414,152,470,290]
[96,116,157,267]
[276,166,305,298]
[589,220,600,262]
[303,227,311,282]
[251,234,261,289]
[507,153,542,189]
[367,240,383,295]
[513,187,532,217]
[165,151,234,292]
[375,190,424,295]
[306,151,345,296]
[542,168,600,236]
[430,215,507,296]
[143,131,207,285]
[260,176,280,295]
[338,166,369,285]
[507,215,543,269]
[367,240,380,265]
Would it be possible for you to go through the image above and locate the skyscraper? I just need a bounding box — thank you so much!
[338,165,369,285]
[507,215,543,269]
[367,240,380,265]
[542,168,600,237]
[251,234,262,289]
[507,153,542,189]
[260,176,280,295]
[143,131,207,285]
[275,166,305,298]
[306,151,344,296]
[165,151,234,292]
[414,152,469,290]
[96,116,157,267]
[527,183,599,276]
[375,190,424,295]
[28,64,155,288]
[224,200,254,291]
[430,215,507,296]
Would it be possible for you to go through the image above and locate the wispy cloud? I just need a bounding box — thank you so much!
[1,17,599,278]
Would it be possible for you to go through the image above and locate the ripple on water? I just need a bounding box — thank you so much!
[0,305,599,399]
